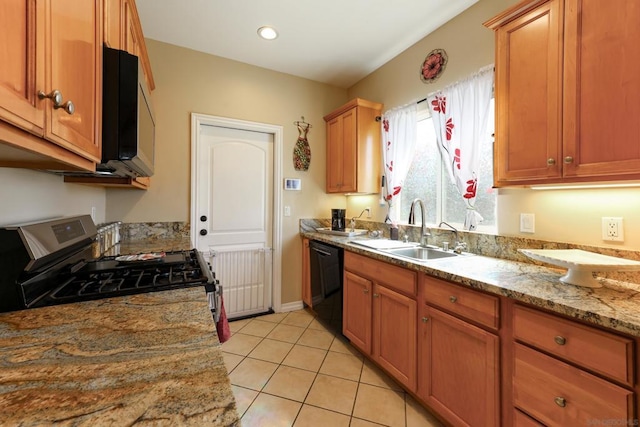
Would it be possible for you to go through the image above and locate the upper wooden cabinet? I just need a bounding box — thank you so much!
[0,0,102,171]
[103,0,155,91]
[323,98,382,194]
[486,0,640,186]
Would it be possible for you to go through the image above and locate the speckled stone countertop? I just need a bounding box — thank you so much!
[302,229,640,338]
[0,288,239,426]
[0,238,240,426]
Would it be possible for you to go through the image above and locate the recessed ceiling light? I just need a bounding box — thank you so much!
[257,26,278,40]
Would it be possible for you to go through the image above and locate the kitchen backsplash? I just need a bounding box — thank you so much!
[120,222,190,241]
[301,218,640,283]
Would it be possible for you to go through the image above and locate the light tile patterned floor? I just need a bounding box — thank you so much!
[222,309,444,427]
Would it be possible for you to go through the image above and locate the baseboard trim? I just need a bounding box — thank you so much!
[278,300,304,313]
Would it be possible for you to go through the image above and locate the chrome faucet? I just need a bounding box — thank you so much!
[438,221,467,254]
[408,198,430,246]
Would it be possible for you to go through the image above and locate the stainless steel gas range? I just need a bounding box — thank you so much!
[0,215,221,322]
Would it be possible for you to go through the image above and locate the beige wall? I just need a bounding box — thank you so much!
[0,168,106,227]
[106,40,348,303]
[347,0,640,251]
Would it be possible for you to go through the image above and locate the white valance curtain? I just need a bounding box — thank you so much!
[381,103,417,223]
[426,65,494,230]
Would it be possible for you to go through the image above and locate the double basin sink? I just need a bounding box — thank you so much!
[351,239,471,263]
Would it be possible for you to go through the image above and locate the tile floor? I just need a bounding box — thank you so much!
[222,309,444,427]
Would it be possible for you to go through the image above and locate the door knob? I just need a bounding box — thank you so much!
[200,215,207,222]
[199,229,207,236]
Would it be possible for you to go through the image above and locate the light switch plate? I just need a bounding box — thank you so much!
[520,213,535,233]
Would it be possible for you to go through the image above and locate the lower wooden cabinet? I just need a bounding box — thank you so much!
[343,270,372,353]
[335,249,640,426]
[418,305,500,426]
[511,304,636,426]
[373,283,416,390]
[513,343,633,426]
[343,251,417,391]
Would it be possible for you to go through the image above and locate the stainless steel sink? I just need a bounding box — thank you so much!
[381,246,469,261]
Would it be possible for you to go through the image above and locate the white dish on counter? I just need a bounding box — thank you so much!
[315,227,369,237]
[518,249,640,288]
[350,239,420,250]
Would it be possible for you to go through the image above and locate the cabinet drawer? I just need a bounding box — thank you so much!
[421,275,499,330]
[513,305,634,385]
[513,343,633,427]
[345,251,416,296]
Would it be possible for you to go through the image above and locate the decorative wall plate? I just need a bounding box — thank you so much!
[420,48,448,83]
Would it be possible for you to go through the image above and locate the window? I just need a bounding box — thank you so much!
[397,100,496,232]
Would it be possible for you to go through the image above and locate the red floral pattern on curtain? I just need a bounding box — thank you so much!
[381,104,418,223]
[426,66,494,230]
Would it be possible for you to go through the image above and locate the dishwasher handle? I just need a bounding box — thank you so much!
[311,247,333,257]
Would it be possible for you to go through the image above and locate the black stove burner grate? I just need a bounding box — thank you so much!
[47,251,209,303]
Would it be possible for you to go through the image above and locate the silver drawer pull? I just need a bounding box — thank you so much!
[554,396,567,407]
[449,296,457,303]
[554,335,567,346]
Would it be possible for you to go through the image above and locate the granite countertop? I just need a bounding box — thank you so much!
[0,286,239,426]
[302,231,640,338]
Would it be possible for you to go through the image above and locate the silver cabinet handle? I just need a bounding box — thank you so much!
[554,397,567,407]
[363,288,369,294]
[38,89,62,105]
[449,296,457,303]
[554,335,566,346]
[54,100,75,115]
[421,317,429,323]
[373,293,379,298]
[564,156,574,164]
[38,89,75,115]
[547,158,556,166]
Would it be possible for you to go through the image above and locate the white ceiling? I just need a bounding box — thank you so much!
[135,0,479,89]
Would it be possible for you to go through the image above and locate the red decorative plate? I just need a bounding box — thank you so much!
[420,49,448,83]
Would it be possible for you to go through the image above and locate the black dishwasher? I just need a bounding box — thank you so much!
[309,240,343,335]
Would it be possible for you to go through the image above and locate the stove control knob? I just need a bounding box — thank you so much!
[200,215,207,222]
[200,229,208,236]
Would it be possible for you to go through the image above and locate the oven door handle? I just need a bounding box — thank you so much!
[208,284,222,324]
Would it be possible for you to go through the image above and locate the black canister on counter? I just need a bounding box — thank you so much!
[331,209,346,231]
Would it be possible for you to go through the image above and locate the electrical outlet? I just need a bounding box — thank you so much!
[519,213,535,233]
[284,206,291,217]
[602,217,624,242]
[365,207,371,218]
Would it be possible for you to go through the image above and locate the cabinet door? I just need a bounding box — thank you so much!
[339,108,357,192]
[343,271,372,353]
[46,0,101,162]
[326,108,357,193]
[562,0,640,179]
[123,0,141,57]
[373,283,417,391]
[493,0,563,185]
[420,306,499,427]
[0,0,45,135]
[326,115,343,192]
[301,238,312,307]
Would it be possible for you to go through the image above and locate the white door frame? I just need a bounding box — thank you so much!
[190,113,283,313]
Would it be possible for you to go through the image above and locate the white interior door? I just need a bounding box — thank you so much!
[192,118,278,319]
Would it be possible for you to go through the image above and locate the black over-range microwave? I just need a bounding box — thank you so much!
[100,46,155,177]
